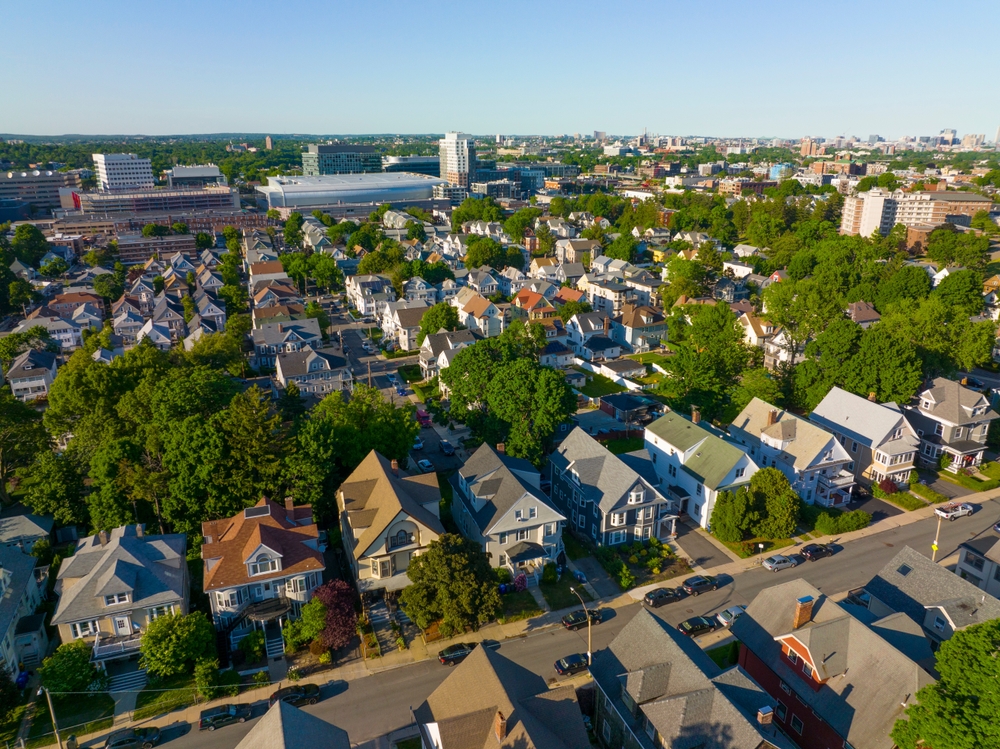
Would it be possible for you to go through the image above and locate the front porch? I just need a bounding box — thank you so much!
[816,470,856,508]
[942,443,986,473]
[92,632,143,664]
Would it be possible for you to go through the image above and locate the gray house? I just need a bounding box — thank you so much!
[6,349,58,402]
[250,318,322,368]
[904,377,999,472]
[0,504,54,553]
[452,444,566,577]
[549,427,677,546]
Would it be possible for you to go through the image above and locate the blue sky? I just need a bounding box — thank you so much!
[3,0,998,139]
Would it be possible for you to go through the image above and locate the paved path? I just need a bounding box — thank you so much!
[673,520,739,570]
[568,556,619,598]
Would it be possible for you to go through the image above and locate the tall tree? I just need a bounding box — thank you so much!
[19,451,87,525]
[0,391,49,503]
[417,302,461,344]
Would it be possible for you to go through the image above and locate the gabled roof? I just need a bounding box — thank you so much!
[645,411,713,452]
[680,435,750,490]
[731,398,849,472]
[250,318,322,346]
[614,303,664,329]
[414,646,590,749]
[276,349,348,378]
[0,504,53,545]
[422,328,480,357]
[338,451,444,561]
[810,387,914,450]
[6,349,56,380]
[235,701,350,749]
[910,377,998,426]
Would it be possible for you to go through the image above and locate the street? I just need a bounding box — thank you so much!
[151,496,1000,749]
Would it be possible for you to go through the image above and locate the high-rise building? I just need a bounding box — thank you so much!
[841,188,993,237]
[382,155,440,177]
[92,153,155,192]
[939,129,957,145]
[265,136,273,151]
[593,131,607,142]
[439,132,476,188]
[301,144,381,176]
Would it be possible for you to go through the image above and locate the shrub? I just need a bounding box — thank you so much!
[495,568,513,584]
[640,549,648,557]
[628,555,639,565]
[239,631,266,663]
[396,636,407,651]
[513,573,527,592]
[878,478,898,495]
[838,509,872,532]
[309,639,329,657]
[618,568,636,589]
[215,669,241,697]
[318,651,332,665]
[287,668,301,682]
[251,671,269,686]
[541,563,558,584]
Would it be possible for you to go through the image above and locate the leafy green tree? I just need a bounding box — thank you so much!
[304,301,330,338]
[399,533,501,636]
[503,207,542,242]
[926,226,990,270]
[327,220,358,245]
[0,668,17,723]
[932,269,984,317]
[186,332,243,373]
[892,619,1000,749]
[309,253,342,291]
[464,236,505,270]
[346,222,383,254]
[152,275,165,294]
[283,212,304,247]
[93,272,124,303]
[194,232,215,250]
[557,298,593,323]
[605,234,638,263]
[140,612,215,677]
[218,284,248,315]
[0,390,49,504]
[728,368,783,417]
[9,278,37,313]
[405,220,427,242]
[748,468,801,540]
[171,222,188,234]
[40,640,103,694]
[11,223,50,266]
[792,319,862,410]
[0,325,56,367]
[418,302,461,344]
[844,323,924,405]
[535,223,556,256]
[142,223,170,238]
[875,265,931,311]
[451,196,502,231]
[39,257,68,278]
[19,451,86,525]
[278,381,306,422]
[661,256,707,306]
[709,488,760,542]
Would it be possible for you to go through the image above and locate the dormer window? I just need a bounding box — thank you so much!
[249,554,278,576]
[104,593,130,606]
[628,489,645,504]
[921,400,931,410]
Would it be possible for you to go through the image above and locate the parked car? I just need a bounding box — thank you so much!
[396,385,406,396]
[554,653,590,675]
[800,543,833,561]
[438,643,477,666]
[199,704,251,731]
[716,605,746,628]
[677,616,718,638]
[994,521,1000,534]
[440,440,456,455]
[480,639,501,651]
[681,575,718,596]
[268,683,320,708]
[762,555,798,572]
[417,459,434,473]
[561,609,601,630]
[643,587,684,608]
[413,437,424,450]
[105,728,161,749]
[935,502,974,521]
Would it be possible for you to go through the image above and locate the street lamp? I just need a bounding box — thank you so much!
[37,686,64,749]
[569,586,592,665]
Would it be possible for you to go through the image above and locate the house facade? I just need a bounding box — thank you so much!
[6,349,58,401]
[953,536,1000,601]
[0,547,45,677]
[51,525,189,667]
[550,428,677,546]
[903,377,998,472]
[201,498,325,652]
[419,328,479,380]
[609,303,666,353]
[275,349,352,395]
[452,444,565,577]
[250,318,322,367]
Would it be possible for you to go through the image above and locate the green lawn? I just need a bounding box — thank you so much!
[979,462,1000,480]
[576,370,626,398]
[606,437,645,455]
[910,482,950,503]
[705,641,740,669]
[627,352,670,365]
[436,471,459,534]
[349,309,362,319]
[722,537,794,559]
[539,574,592,611]
[882,492,928,511]
[563,533,591,561]
[397,364,422,383]
[133,673,198,721]
[395,738,422,749]
[0,702,28,747]
[412,378,440,402]
[27,694,115,748]
[499,590,543,623]
[935,470,1000,492]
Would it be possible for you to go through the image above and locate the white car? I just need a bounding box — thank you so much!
[716,606,746,628]
[935,502,974,521]
[761,555,798,572]
[417,459,434,473]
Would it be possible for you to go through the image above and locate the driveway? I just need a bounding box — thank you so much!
[916,469,972,500]
[570,556,620,598]
[847,494,903,523]
[674,521,731,570]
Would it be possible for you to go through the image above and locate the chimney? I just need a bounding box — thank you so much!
[765,409,777,427]
[391,459,399,476]
[757,706,774,726]
[867,392,877,402]
[136,524,144,538]
[691,407,701,425]
[285,497,295,512]
[98,530,109,547]
[793,595,815,629]
[494,711,507,743]
[496,443,505,454]
[603,315,609,333]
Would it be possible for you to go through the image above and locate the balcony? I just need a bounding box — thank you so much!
[818,471,855,491]
[92,632,143,661]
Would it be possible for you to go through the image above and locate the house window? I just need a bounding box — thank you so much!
[499,532,508,545]
[790,715,804,735]
[955,427,964,439]
[516,529,529,542]
[934,424,944,436]
[218,589,243,608]
[643,526,651,539]
[994,566,1000,583]
[104,593,130,606]
[577,515,586,529]
[602,720,611,742]
[611,512,625,526]
[629,489,644,504]
[787,650,799,665]
[379,559,392,578]
[921,400,931,410]
[591,524,598,539]
[249,554,278,576]
[610,530,627,544]
[851,441,858,453]
[735,467,745,478]
[696,484,702,496]
[70,620,100,638]
[848,462,854,471]
[802,662,814,679]
[776,702,787,721]
[498,554,507,566]
[933,615,946,632]
[545,523,556,537]
[779,680,791,695]
[529,507,537,519]
[515,510,522,521]
[668,464,677,477]
[965,551,985,571]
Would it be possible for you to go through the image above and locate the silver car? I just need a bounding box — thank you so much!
[761,554,798,572]
[716,605,746,628]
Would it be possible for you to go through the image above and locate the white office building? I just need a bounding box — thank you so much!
[92,153,155,192]
[439,132,475,188]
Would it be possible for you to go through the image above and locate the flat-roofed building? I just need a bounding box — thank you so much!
[0,169,83,210]
[302,144,381,176]
[841,189,993,237]
[165,164,227,187]
[92,153,154,192]
[382,155,440,176]
[60,185,240,215]
[116,233,198,265]
[255,173,444,210]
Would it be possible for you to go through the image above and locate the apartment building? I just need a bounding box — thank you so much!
[92,153,155,192]
[439,132,476,188]
[302,144,382,176]
[0,548,46,678]
[116,233,197,265]
[0,169,82,210]
[841,188,993,237]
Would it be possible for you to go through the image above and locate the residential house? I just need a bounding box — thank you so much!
[713,276,750,303]
[251,303,307,327]
[599,359,646,381]
[250,318,322,368]
[202,498,324,652]
[729,399,855,507]
[592,607,798,749]
[113,308,145,347]
[621,269,662,306]
[196,268,224,294]
[452,444,566,576]
[0,547,46,677]
[150,295,187,340]
[378,299,428,339]
[903,377,999,472]
[0,505,53,553]
[337,451,445,594]
[248,260,289,292]
[50,291,105,318]
[597,393,651,424]
[732,243,762,259]
[529,256,558,279]
[496,266,528,296]
[557,262,586,288]
[553,286,586,308]
[550,427,677,546]
[128,277,157,314]
[234,701,350,749]
[403,276,436,305]
[12,315,82,350]
[848,301,881,328]
[723,260,754,279]
[137,320,174,351]
[582,278,633,316]
[810,387,920,487]
[763,329,804,371]
[738,312,775,348]
[540,340,574,368]
[535,216,576,238]
[393,305,428,351]
[512,289,557,323]
[466,267,499,297]
[346,274,396,316]
[252,282,303,310]
[194,291,227,329]
[419,328,480,380]
[645,410,758,529]
[954,536,1000,600]
[610,303,667,353]
[852,546,1000,648]
[434,277,461,304]
[525,278,558,300]
[10,259,35,281]
[555,238,601,264]
[71,303,104,330]
[51,525,188,667]
[566,310,611,354]
[731,579,934,749]
[275,349,352,396]
[6,349,57,401]
[414,646,589,749]
[453,288,504,338]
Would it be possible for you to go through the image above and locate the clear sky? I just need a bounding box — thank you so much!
[3,0,998,140]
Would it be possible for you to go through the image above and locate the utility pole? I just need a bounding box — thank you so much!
[569,586,592,665]
[38,687,63,749]
[367,360,372,388]
[932,514,942,562]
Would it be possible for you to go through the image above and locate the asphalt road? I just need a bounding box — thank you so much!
[154,497,1000,749]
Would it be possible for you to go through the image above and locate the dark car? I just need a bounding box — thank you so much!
[682,575,718,596]
[643,587,683,608]
[199,704,251,731]
[801,543,833,561]
[554,653,590,676]
[105,727,161,749]
[438,642,477,666]
[480,639,501,651]
[396,386,406,396]
[561,609,601,630]
[440,440,456,455]
[677,616,718,638]
[268,683,321,707]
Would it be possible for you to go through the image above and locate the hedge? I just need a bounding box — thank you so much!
[814,509,872,536]
[909,482,949,504]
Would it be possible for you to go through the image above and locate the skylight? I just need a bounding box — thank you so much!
[897,564,912,577]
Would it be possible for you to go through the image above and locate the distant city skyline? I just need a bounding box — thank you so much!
[2,0,998,138]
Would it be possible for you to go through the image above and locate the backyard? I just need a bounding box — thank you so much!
[605,437,645,455]
[498,590,543,623]
[627,352,671,366]
[563,533,591,561]
[705,641,740,669]
[574,369,626,398]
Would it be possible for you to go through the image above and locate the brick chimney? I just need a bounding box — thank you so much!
[868,392,877,402]
[496,443,505,454]
[135,524,144,538]
[494,711,507,743]
[98,530,109,547]
[285,497,295,512]
[793,595,815,629]
[766,409,778,427]
[691,407,701,425]
[603,315,609,334]
[390,459,399,476]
